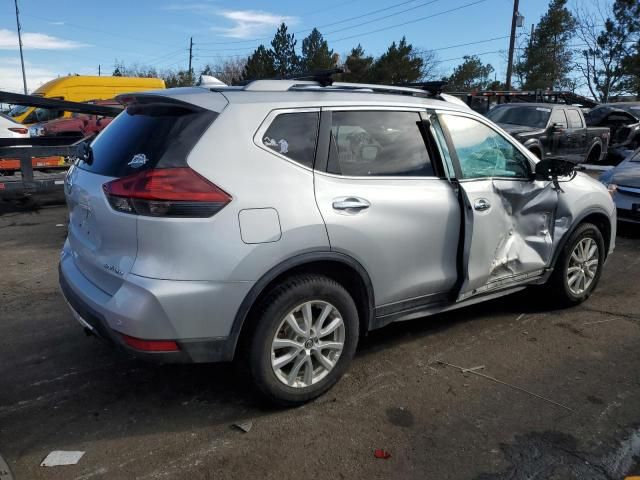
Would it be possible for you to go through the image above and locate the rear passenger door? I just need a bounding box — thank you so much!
[565,108,587,161]
[547,108,569,157]
[313,108,461,316]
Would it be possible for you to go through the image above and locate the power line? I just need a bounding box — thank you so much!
[415,35,510,53]
[196,0,432,45]
[329,0,489,43]
[21,12,178,48]
[435,49,505,64]
[195,0,491,58]
[196,0,446,53]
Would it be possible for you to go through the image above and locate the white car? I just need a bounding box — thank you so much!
[0,112,29,138]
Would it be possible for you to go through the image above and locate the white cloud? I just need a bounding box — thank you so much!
[0,29,87,50]
[48,21,66,26]
[214,10,298,39]
[0,57,56,93]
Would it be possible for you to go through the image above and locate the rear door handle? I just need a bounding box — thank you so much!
[473,198,491,211]
[332,197,370,211]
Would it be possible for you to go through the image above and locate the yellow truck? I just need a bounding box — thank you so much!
[7,75,165,125]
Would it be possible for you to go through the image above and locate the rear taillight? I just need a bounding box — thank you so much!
[8,127,28,135]
[103,167,231,218]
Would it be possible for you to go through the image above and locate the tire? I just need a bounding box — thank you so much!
[247,274,359,406]
[586,146,601,164]
[529,147,542,159]
[544,223,605,307]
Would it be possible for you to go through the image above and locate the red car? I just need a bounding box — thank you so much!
[30,99,123,139]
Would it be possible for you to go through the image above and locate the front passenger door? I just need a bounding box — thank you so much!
[438,113,559,300]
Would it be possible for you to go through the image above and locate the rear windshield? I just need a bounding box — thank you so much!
[76,102,217,177]
[486,106,551,129]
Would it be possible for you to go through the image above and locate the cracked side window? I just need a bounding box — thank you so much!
[441,115,531,180]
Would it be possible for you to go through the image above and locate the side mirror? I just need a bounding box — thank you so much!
[534,157,576,181]
[549,122,565,133]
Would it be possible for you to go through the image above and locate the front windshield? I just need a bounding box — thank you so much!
[487,106,551,128]
[7,105,30,118]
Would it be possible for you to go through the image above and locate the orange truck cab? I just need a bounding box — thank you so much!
[8,75,165,125]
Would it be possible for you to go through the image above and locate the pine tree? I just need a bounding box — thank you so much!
[369,37,422,84]
[271,23,299,77]
[516,0,575,90]
[446,56,494,91]
[301,28,335,72]
[242,45,276,81]
[343,45,374,82]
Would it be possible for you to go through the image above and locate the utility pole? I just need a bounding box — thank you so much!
[505,0,520,91]
[98,64,101,76]
[14,0,28,94]
[188,37,193,81]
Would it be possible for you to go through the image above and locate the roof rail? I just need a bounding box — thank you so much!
[242,70,453,102]
[284,68,344,86]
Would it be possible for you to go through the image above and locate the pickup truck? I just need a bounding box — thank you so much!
[486,103,610,163]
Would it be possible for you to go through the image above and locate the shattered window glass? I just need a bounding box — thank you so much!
[263,112,319,168]
[442,115,531,180]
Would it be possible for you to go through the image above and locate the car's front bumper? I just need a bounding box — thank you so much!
[613,186,640,224]
[58,253,254,363]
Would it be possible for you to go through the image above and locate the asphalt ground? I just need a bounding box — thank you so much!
[1,202,639,480]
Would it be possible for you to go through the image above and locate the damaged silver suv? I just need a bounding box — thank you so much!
[59,78,616,405]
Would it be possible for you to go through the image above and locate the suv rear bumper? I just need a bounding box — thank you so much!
[58,253,253,363]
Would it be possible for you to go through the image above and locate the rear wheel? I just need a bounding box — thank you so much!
[248,275,359,406]
[544,223,605,307]
[586,146,601,163]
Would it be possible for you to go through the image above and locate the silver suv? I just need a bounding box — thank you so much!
[59,80,616,405]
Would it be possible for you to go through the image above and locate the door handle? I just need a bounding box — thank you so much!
[473,198,491,212]
[332,197,370,211]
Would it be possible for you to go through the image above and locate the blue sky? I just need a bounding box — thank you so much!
[0,0,574,93]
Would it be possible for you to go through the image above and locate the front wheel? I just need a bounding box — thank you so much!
[248,275,359,406]
[544,223,605,307]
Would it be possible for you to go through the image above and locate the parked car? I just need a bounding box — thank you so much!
[599,147,640,223]
[29,100,123,139]
[585,103,640,162]
[59,82,616,405]
[0,112,28,138]
[486,103,609,163]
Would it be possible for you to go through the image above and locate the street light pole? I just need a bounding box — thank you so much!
[14,0,28,94]
[505,0,520,91]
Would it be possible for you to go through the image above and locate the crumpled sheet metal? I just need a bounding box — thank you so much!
[487,179,558,280]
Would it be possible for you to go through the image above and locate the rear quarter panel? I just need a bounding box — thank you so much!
[131,102,330,282]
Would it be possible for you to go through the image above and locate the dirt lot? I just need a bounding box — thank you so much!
[1,202,639,480]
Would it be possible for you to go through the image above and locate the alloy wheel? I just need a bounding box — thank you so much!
[270,300,345,388]
[566,237,599,295]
